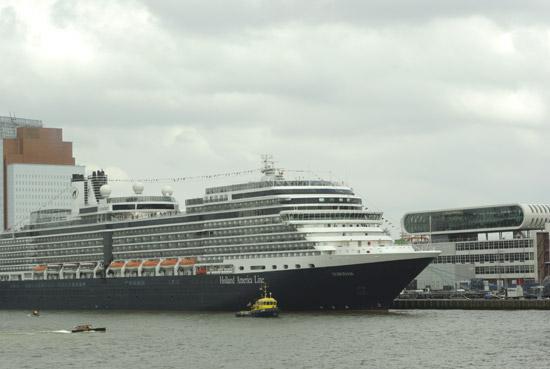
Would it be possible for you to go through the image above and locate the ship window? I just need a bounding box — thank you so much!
[251,265,265,270]
[295,264,301,269]
[284,265,288,269]
[272,265,277,270]
[239,266,244,270]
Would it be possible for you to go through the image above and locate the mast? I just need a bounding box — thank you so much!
[261,154,284,181]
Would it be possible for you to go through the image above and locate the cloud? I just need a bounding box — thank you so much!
[450,88,546,125]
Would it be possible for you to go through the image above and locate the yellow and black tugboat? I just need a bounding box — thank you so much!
[236,285,279,318]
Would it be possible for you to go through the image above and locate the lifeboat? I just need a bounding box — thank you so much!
[125,260,141,269]
[160,258,177,268]
[33,265,47,272]
[142,259,160,269]
[196,266,207,275]
[109,261,125,269]
[179,257,197,266]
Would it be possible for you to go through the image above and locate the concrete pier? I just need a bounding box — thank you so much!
[392,298,550,310]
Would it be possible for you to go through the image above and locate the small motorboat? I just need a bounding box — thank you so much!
[71,324,107,333]
[236,285,279,318]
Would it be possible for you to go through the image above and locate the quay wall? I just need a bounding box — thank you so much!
[392,299,550,310]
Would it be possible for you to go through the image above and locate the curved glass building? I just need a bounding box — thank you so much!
[403,204,550,235]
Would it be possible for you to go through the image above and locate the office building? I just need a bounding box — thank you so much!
[0,117,84,229]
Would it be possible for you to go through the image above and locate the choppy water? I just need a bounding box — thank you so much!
[0,309,548,369]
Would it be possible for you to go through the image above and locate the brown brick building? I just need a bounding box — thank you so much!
[1,126,83,230]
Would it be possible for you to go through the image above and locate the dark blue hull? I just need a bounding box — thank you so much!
[0,257,433,311]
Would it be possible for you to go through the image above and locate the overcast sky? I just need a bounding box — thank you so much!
[1,0,549,232]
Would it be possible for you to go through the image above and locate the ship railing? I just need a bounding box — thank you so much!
[411,243,439,252]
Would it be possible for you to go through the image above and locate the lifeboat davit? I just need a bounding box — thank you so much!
[46,264,62,273]
[62,263,78,274]
[78,262,96,271]
[160,258,177,268]
[142,259,160,269]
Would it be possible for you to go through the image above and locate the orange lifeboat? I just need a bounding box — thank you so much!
[33,265,47,272]
[160,258,177,268]
[109,261,125,269]
[142,259,160,268]
[125,260,141,269]
[180,257,197,266]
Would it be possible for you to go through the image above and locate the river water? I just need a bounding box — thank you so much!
[0,309,548,369]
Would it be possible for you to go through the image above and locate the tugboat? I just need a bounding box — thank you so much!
[236,285,279,318]
[71,324,107,333]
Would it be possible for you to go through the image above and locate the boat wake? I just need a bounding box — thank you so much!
[45,330,71,334]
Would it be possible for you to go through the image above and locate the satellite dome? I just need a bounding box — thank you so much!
[132,182,144,195]
[161,185,174,197]
[99,184,112,198]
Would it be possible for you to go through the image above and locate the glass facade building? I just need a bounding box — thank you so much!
[403,206,524,234]
[402,204,550,234]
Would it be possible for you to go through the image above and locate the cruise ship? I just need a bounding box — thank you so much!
[0,160,438,310]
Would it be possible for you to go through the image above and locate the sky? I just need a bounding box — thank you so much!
[1,0,550,233]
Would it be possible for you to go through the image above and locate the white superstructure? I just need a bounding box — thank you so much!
[0,161,438,283]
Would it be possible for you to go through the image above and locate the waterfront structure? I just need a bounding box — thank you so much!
[0,122,83,230]
[402,204,550,290]
[0,161,438,310]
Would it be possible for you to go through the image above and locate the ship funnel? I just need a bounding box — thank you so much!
[71,174,86,213]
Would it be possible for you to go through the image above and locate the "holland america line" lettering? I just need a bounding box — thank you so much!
[219,275,265,285]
